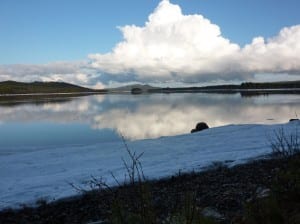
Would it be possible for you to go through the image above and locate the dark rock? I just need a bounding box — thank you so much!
[191,122,209,133]
[289,118,299,122]
[196,122,209,130]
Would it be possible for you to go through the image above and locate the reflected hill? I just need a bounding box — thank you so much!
[0,95,75,107]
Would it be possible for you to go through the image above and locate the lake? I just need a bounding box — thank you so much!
[0,93,299,146]
[0,93,299,208]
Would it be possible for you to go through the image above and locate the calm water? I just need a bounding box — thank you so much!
[0,93,299,149]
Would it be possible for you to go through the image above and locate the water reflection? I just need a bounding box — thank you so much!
[0,93,299,141]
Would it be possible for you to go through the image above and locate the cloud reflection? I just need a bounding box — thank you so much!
[0,94,299,140]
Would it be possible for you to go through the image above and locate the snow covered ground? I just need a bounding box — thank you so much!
[0,121,299,210]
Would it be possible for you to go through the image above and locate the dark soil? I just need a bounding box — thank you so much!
[0,154,299,224]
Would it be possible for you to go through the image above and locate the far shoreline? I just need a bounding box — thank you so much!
[1,88,300,97]
[1,80,300,95]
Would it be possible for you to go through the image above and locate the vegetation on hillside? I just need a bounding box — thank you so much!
[149,80,300,93]
[0,80,106,94]
[240,80,300,89]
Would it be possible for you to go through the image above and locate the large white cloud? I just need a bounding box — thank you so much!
[0,0,300,86]
[89,0,300,83]
[242,25,300,74]
[89,0,241,81]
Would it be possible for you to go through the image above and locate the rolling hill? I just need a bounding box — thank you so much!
[0,81,104,94]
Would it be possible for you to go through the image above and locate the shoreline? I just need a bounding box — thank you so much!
[1,80,300,96]
[0,88,300,96]
[0,153,299,223]
[0,91,106,97]
[0,121,299,214]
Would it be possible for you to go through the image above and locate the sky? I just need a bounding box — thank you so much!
[0,0,300,88]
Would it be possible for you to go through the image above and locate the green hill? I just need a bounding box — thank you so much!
[0,81,98,94]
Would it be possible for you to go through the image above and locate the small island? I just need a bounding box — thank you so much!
[131,87,143,94]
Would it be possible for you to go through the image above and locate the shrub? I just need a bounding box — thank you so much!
[269,127,300,157]
[243,154,300,224]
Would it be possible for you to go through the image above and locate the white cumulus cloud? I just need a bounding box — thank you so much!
[89,0,300,83]
[242,25,300,74]
[89,0,241,82]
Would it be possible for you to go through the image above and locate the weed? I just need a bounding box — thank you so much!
[269,127,300,157]
[243,155,300,224]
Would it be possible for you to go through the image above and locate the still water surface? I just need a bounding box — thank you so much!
[0,93,299,149]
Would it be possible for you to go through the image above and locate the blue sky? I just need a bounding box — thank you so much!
[0,0,300,86]
[1,0,299,64]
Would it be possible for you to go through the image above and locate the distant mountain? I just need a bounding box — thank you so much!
[0,81,106,94]
[107,84,158,93]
